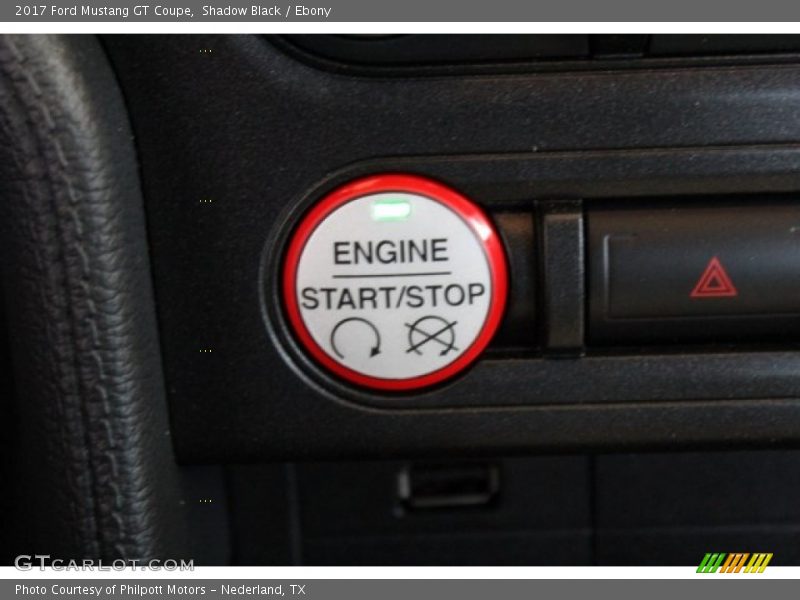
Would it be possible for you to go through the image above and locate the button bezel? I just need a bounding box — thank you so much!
[282,173,509,392]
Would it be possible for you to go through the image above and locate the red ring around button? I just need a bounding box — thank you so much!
[282,173,508,391]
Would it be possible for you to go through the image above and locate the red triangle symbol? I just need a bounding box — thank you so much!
[690,256,738,298]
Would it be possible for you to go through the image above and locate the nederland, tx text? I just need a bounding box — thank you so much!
[301,283,486,311]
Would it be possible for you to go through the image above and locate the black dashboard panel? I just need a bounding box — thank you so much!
[101,35,800,462]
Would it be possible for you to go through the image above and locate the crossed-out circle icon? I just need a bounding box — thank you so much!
[405,315,459,357]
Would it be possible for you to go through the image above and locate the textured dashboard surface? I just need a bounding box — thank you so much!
[0,35,188,560]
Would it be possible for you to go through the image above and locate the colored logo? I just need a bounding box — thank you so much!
[697,553,773,573]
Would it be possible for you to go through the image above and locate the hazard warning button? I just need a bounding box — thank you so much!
[282,174,508,391]
[689,256,738,299]
[588,203,800,344]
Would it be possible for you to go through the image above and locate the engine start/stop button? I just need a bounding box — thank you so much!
[282,174,508,391]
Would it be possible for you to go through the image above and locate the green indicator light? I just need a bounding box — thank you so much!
[371,198,412,221]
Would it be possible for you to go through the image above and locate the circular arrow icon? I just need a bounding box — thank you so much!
[330,317,382,359]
